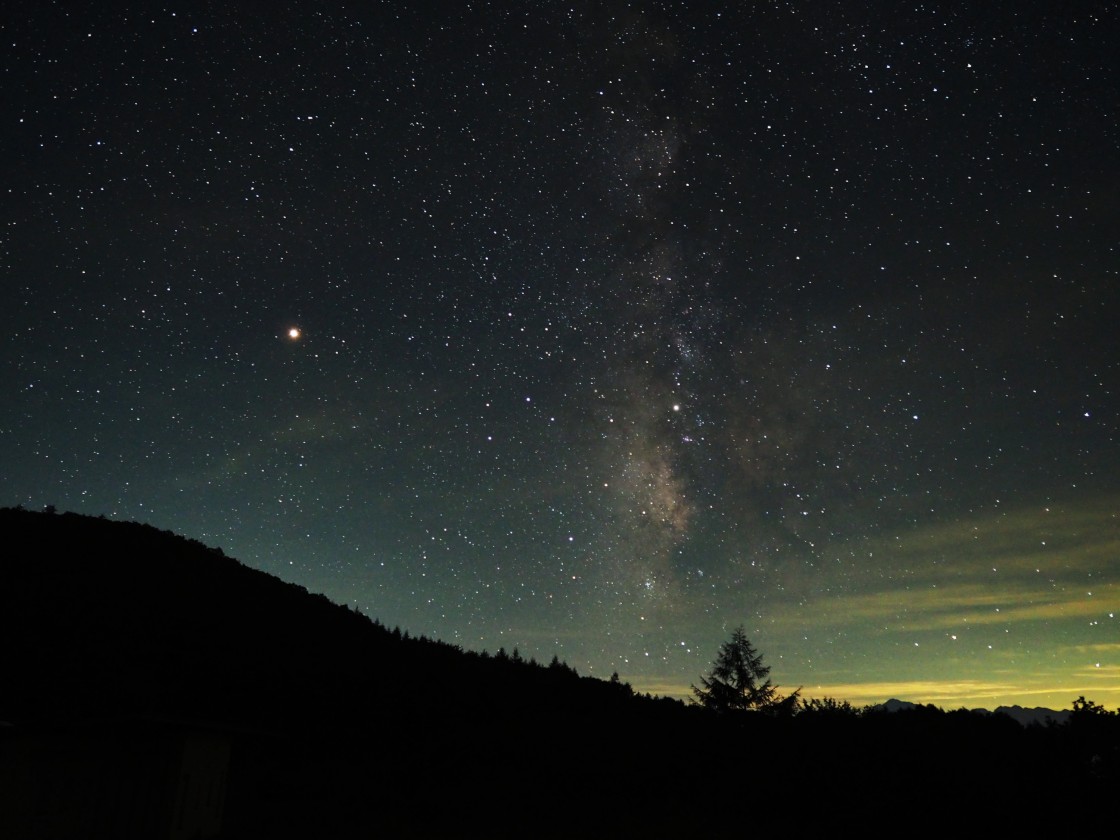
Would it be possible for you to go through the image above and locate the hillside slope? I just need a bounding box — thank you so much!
[2,508,1114,837]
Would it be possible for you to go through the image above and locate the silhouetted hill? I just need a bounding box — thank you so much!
[0,508,699,836]
[2,508,1116,837]
[0,507,648,730]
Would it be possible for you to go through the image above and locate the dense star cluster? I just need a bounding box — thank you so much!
[3,2,1117,708]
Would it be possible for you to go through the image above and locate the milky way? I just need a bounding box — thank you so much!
[3,2,1117,708]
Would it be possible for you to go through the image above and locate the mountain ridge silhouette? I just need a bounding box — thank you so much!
[2,507,1115,837]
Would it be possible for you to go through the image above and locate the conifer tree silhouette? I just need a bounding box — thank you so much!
[692,626,796,713]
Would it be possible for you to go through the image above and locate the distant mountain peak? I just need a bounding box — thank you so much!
[991,705,1070,727]
[871,696,1071,727]
[876,698,920,712]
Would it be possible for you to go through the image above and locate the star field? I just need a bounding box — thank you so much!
[3,1,1117,708]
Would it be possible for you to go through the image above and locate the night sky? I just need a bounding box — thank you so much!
[4,1,1117,710]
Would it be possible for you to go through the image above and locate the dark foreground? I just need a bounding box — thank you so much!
[2,509,1116,837]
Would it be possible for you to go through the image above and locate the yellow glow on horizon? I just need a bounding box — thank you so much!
[627,677,1120,712]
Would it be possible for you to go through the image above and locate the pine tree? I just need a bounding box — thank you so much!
[692,626,796,713]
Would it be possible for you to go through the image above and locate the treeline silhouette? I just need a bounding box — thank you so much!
[1,507,1116,837]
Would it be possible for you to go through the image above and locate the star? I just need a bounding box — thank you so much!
[5,1,1117,712]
